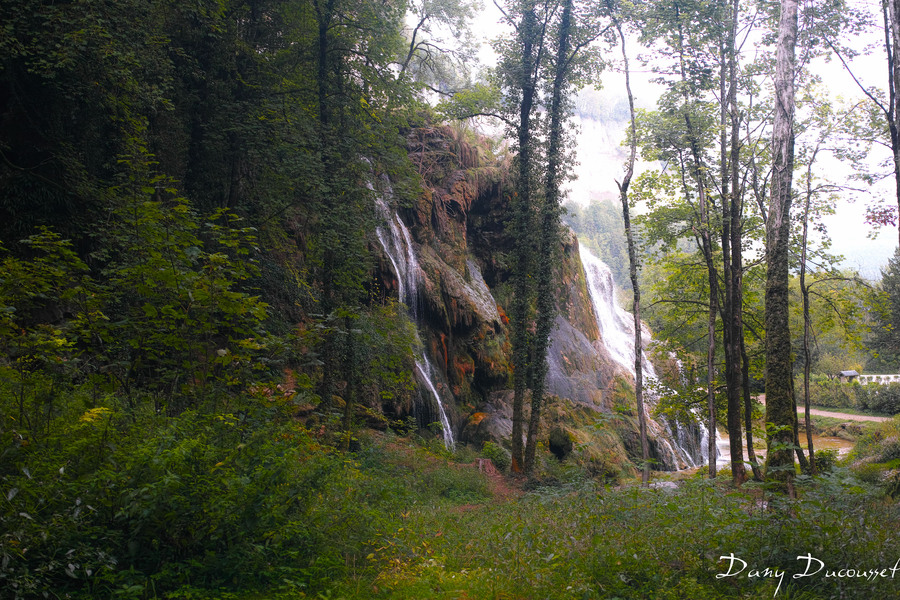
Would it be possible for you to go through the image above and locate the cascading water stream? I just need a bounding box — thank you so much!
[579,243,711,469]
[375,197,455,450]
[416,354,455,449]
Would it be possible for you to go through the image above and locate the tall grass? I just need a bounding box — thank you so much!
[314,440,900,600]
[6,421,898,600]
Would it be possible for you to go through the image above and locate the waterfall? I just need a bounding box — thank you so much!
[374,196,455,450]
[580,244,643,376]
[579,243,709,470]
[716,429,731,468]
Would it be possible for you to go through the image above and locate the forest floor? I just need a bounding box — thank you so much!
[303,431,900,600]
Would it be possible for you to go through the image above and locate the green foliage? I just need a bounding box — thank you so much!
[852,462,887,486]
[480,441,511,472]
[0,402,407,597]
[99,165,269,408]
[856,383,900,415]
[790,273,871,375]
[4,403,900,600]
[848,418,900,498]
[809,378,900,415]
[800,376,860,409]
[347,472,900,600]
[437,82,502,121]
[0,230,93,437]
[850,417,900,462]
[563,199,629,288]
[868,238,900,370]
[812,448,839,473]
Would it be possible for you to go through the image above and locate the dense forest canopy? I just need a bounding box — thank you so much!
[3,0,900,597]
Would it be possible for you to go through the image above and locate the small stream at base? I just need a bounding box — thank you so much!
[712,431,853,470]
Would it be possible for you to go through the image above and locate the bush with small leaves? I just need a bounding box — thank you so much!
[813,448,839,473]
[480,441,511,472]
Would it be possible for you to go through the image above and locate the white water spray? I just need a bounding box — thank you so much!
[579,243,709,469]
[375,197,455,449]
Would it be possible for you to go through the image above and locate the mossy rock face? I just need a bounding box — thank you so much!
[459,391,514,448]
[544,315,618,410]
[548,427,574,461]
[614,416,671,471]
[560,230,601,339]
[544,399,636,481]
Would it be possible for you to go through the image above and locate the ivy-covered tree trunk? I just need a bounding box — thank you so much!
[314,0,338,411]
[524,0,574,475]
[765,0,799,493]
[509,1,541,474]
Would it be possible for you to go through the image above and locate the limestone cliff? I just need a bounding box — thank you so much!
[372,125,701,474]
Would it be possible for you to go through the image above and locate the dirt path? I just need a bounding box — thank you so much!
[804,407,891,422]
[757,394,891,423]
[473,458,522,501]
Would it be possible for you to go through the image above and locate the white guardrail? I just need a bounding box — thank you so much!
[857,374,900,384]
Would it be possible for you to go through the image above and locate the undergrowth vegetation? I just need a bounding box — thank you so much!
[6,415,899,599]
[799,376,900,415]
[315,444,900,600]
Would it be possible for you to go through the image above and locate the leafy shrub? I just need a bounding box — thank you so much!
[850,416,900,463]
[852,461,885,485]
[480,441,511,472]
[0,402,407,598]
[879,436,900,462]
[813,448,839,473]
[857,382,900,415]
[422,466,490,503]
[801,376,859,409]
[886,470,900,498]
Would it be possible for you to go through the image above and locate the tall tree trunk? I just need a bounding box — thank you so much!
[720,0,746,484]
[510,2,541,474]
[798,152,817,473]
[524,0,573,475]
[611,11,650,486]
[741,335,763,480]
[683,112,721,480]
[887,0,900,246]
[765,0,799,494]
[792,386,809,471]
[676,10,722,481]
[728,0,759,481]
[726,0,741,485]
[314,0,338,411]
[720,30,734,482]
[685,126,721,480]
[342,315,357,451]
[704,235,719,480]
